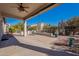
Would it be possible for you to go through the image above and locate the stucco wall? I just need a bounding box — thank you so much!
[0,14,4,41]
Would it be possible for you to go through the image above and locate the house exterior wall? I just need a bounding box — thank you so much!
[37,22,45,31]
[0,14,4,40]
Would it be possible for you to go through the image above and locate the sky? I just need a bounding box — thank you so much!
[6,3,79,26]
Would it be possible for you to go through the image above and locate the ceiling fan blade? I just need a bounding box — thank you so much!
[18,3,22,6]
[8,3,29,8]
[24,9,28,13]
[23,7,29,8]
[8,6,19,8]
[8,6,29,8]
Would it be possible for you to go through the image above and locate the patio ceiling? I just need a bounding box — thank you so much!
[0,3,60,20]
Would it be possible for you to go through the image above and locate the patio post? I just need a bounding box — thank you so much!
[2,17,6,34]
[24,20,28,37]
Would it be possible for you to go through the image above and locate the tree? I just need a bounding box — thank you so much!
[7,21,24,33]
[43,24,57,33]
[8,26,16,33]
[28,26,37,30]
[12,21,24,32]
[67,17,79,26]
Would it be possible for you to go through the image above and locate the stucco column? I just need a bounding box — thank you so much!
[3,23,6,34]
[1,17,6,34]
[24,20,28,37]
[0,15,4,40]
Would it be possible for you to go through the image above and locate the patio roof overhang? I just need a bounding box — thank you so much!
[0,3,61,20]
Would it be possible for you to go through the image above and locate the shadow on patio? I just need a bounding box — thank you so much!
[0,34,77,56]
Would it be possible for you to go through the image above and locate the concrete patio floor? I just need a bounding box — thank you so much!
[0,34,78,56]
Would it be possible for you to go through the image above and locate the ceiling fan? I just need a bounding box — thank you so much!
[17,3,29,12]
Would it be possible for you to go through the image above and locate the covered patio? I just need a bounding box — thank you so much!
[0,3,78,56]
[0,3,60,40]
